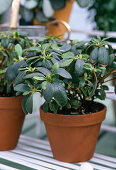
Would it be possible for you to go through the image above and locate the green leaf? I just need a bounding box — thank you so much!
[62,52,75,59]
[101,85,109,91]
[0,69,6,74]
[66,102,71,109]
[24,0,38,10]
[21,8,34,22]
[109,54,114,66]
[70,99,81,108]
[14,84,30,92]
[51,44,60,50]
[22,96,29,114]
[53,82,67,106]
[90,48,98,63]
[61,59,73,67]
[42,81,47,90]
[36,11,49,22]
[15,44,23,57]
[60,43,71,52]
[33,76,45,81]
[24,73,43,79]
[50,0,66,10]
[49,101,58,113]
[76,0,91,7]
[54,68,72,79]
[25,95,33,113]
[75,59,84,76]
[95,89,106,100]
[43,82,54,102]
[42,60,52,69]
[24,46,41,52]
[1,38,9,48]
[6,64,16,82]
[38,67,51,75]
[87,73,97,100]
[43,102,48,113]
[14,71,26,85]
[52,63,59,73]
[98,47,109,65]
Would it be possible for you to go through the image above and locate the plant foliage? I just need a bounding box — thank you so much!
[0,31,32,96]
[12,35,116,115]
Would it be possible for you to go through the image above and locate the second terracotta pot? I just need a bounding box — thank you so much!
[40,103,106,163]
[0,96,25,151]
[33,0,74,39]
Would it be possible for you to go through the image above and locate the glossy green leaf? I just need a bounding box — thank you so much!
[53,82,67,106]
[98,47,109,65]
[25,95,33,113]
[37,67,51,75]
[14,84,30,92]
[109,54,114,66]
[42,81,47,90]
[22,95,29,114]
[62,52,75,59]
[61,59,73,67]
[49,101,58,113]
[52,63,59,73]
[15,44,23,57]
[70,99,81,108]
[43,102,49,113]
[36,11,49,22]
[21,8,34,22]
[43,82,54,102]
[50,0,66,10]
[76,0,91,7]
[75,59,84,76]
[1,38,9,48]
[54,68,72,79]
[33,76,45,80]
[90,48,99,63]
[24,72,43,79]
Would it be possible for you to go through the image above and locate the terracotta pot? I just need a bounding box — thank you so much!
[0,96,25,151]
[40,103,106,163]
[33,0,74,39]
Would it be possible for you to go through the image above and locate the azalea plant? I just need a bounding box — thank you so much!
[0,31,32,97]
[12,35,116,115]
[20,0,91,24]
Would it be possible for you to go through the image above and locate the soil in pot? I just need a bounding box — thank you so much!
[40,102,106,163]
[0,97,25,151]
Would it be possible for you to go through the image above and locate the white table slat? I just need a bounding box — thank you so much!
[0,135,116,170]
[0,164,18,170]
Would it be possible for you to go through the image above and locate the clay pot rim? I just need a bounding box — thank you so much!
[40,102,106,127]
[0,96,22,99]
[0,96,23,109]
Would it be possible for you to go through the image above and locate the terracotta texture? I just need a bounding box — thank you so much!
[33,0,74,39]
[40,103,106,163]
[0,97,25,151]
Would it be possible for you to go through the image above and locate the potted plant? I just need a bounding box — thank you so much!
[0,31,32,151]
[13,35,116,162]
[20,0,91,38]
